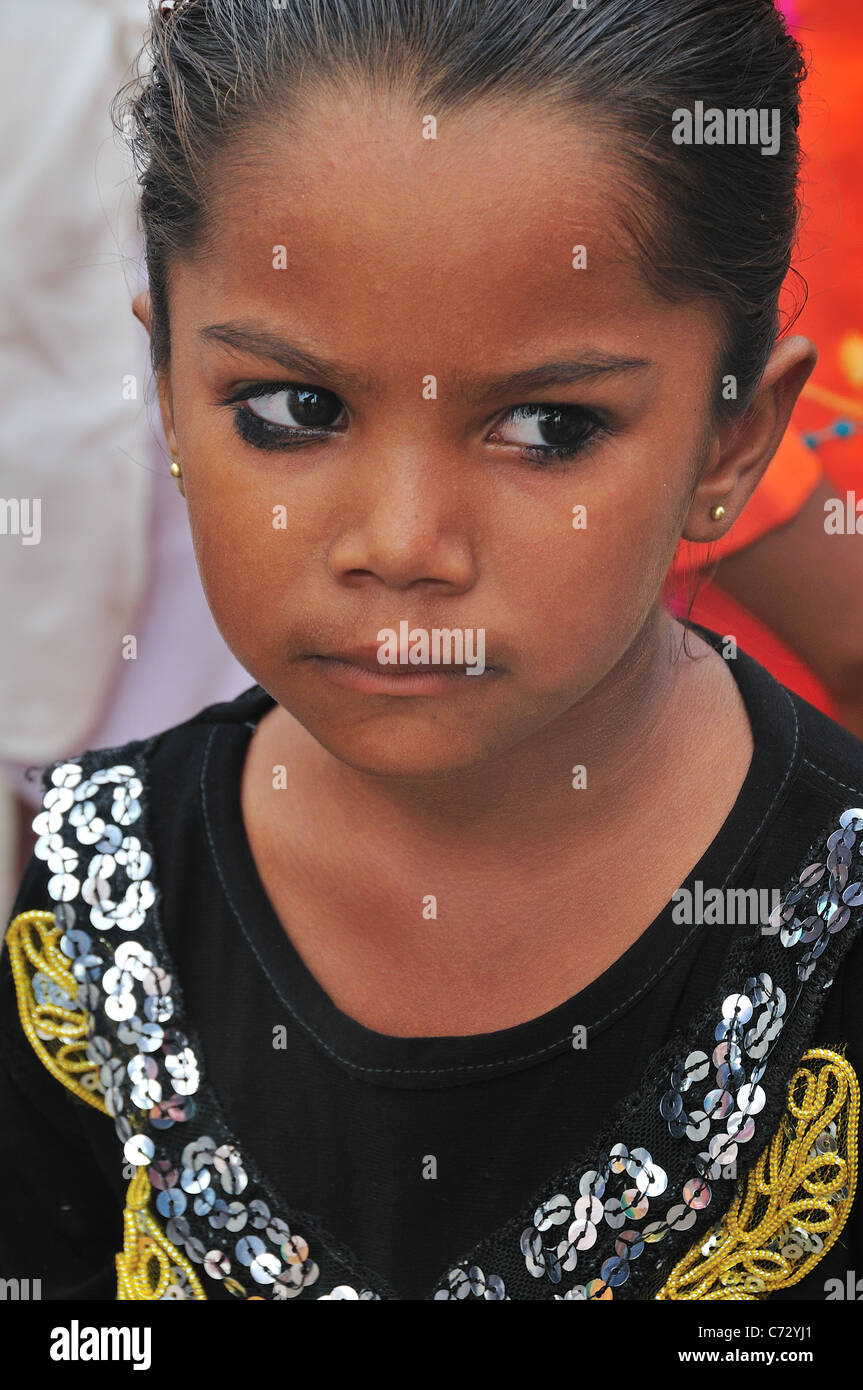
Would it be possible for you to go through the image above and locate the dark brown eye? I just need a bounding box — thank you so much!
[493,404,605,462]
[245,386,343,430]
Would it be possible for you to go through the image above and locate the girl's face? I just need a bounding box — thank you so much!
[156,93,735,777]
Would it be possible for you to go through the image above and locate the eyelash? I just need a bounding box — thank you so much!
[220,382,610,469]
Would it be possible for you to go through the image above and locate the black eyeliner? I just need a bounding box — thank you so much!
[222,383,612,466]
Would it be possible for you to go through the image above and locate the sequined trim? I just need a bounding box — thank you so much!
[10,745,863,1301]
[441,807,863,1300]
[15,755,377,1301]
[656,1048,858,1299]
[433,1266,509,1300]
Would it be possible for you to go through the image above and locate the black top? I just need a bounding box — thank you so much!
[3,622,863,1300]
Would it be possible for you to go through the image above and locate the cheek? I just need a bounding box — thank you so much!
[180,464,313,658]
[501,468,683,688]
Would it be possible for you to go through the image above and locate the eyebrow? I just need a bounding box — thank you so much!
[199,321,652,399]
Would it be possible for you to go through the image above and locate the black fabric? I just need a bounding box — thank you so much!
[2,621,863,1300]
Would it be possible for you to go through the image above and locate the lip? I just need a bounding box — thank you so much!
[324,644,415,673]
[306,646,496,697]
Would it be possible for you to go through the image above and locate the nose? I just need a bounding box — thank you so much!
[326,442,477,593]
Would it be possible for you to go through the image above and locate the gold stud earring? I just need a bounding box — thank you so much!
[169,457,182,480]
[710,504,726,522]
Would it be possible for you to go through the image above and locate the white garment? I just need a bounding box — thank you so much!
[0,1,250,915]
[0,0,153,761]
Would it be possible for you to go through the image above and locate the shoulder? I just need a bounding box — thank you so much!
[770,680,863,877]
[67,681,270,777]
[6,681,270,930]
[760,678,863,919]
[769,685,863,1055]
[43,680,268,822]
[788,685,863,805]
[694,619,863,831]
[1,685,272,1116]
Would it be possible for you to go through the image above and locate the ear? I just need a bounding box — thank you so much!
[682,334,817,543]
[131,289,152,333]
[133,289,185,498]
[155,375,185,497]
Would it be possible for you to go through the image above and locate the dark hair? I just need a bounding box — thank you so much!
[117,0,807,418]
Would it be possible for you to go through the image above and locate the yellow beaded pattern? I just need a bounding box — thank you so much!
[116,1167,206,1300]
[7,910,858,1302]
[8,909,208,1300]
[656,1048,858,1299]
[5,909,108,1115]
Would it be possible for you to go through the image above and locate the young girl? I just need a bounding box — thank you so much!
[2,0,861,1303]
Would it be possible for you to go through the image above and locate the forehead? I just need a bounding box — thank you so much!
[176,90,700,368]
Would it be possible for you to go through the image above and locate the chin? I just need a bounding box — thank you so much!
[307,718,499,781]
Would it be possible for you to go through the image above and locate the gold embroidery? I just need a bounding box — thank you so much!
[7,909,209,1300]
[116,1167,207,1301]
[5,909,108,1114]
[8,910,858,1301]
[656,1048,859,1299]
[7,910,209,1299]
